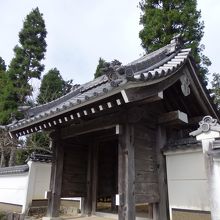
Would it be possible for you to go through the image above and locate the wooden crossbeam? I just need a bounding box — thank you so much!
[123,87,164,103]
[61,111,126,139]
[158,110,188,125]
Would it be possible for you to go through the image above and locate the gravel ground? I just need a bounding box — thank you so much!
[25,215,115,220]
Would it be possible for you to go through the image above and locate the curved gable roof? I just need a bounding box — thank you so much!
[7,36,218,137]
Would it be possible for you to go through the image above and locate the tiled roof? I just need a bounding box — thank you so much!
[29,153,52,162]
[163,137,201,153]
[0,164,29,175]
[9,36,192,136]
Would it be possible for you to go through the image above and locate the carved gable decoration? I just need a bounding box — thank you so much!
[100,60,125,87]
[190,116,220,137]
[180,74,190,96]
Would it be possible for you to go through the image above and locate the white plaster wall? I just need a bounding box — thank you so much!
[22,161,51,213]
[0,161,51,213]
[32,162,51,199]
[0,173,28,205]
[165,149,210,215]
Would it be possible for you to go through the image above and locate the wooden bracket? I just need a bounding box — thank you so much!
[123,87,163,103]
[158,110,188,125]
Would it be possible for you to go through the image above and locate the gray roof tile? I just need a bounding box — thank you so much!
[0,165,29,175]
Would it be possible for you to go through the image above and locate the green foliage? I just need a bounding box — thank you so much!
[26,132,50,150]
[0,211,6,220]
[0,67,18,124]
[139,0,211,80]
[16,149,29,165]
[16,132,51,165]
[7,7,47,104]
[28,132,50,149]
[37,68,72,104]
[211,73,220,109]
[0,57,6,71]
[24,68,73,162]
[94,57,106,78]
[0,8,47,125]
[0,8,47,166]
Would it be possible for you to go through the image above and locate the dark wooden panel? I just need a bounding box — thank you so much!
[134,140,155,150]
[135,171,158,183]
[62,183,87,197]
[98,140,118,197]
[134,123,159,204]
[135,151,156,162]
[62,190,86,197]
[61,145,88,197]
[134,127,156,140]
[62,174,87,183]
[135,183,158,194]
[135,159,157,172]
[136,193,159,204]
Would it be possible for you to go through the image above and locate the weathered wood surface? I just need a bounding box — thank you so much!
[124,87,163,103]
[91,144,98,214]
[47,130,64,217]
[155,126,169,220]
[61,110,126,139]
[61,105,158,140]
[136,171,158,183]
[158,110,188,125]
[118,123,135,220]
[98,140,117,198]
[84,144,93,215]
[61,145,88,197]
[134,123,159,204]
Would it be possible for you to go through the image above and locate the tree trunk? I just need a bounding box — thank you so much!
[0,147,5,168]
[9,147,16,167]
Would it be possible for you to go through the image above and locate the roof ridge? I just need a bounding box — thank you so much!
[126,35,182,66]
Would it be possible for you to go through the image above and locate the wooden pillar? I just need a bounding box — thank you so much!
[84,143,98,216]
[84,145,92,215]
[91,144,98,215]
[155,126,169,220]
[118,123,135,220]
[47,130,64,218]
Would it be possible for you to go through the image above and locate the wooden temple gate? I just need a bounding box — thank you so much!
[46,104,169,220]
[7,37,219,220]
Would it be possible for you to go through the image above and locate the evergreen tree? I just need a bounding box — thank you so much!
[23,68,73,164]
[94,57,106,78]
[8,7,47,104]
[0,73,18,125]
[139,0,211,80]
[211,73,220,109]
[0,57,18,125]
[0,59,18,166]
[0,57,6,71]
[0,8,47,166]
[0,8,47,125]
[37,68,72,104]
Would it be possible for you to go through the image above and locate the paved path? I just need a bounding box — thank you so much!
[62,216,114,220]
[26,215,115,220]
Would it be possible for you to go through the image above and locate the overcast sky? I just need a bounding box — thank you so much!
[1,0,220,94]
